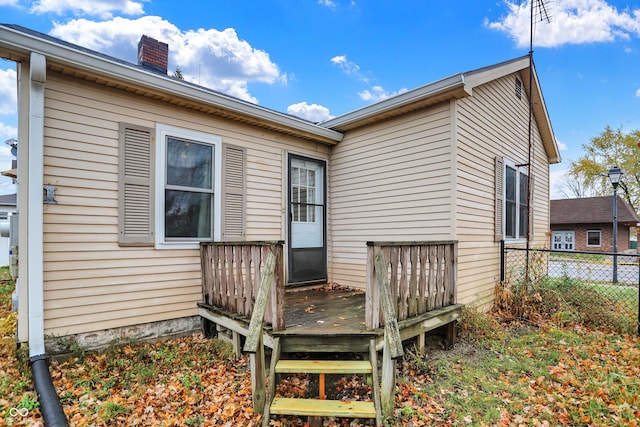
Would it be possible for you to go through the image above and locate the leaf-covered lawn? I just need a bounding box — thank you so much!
[1,325,638,426]
[402,323,640,426]
[1,270,639,426]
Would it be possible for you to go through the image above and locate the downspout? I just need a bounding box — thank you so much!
[27,51,69,427]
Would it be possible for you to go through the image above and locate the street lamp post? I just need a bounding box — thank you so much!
[608,167,623,283]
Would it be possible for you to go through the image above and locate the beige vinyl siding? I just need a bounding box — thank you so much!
[455,73,551,307]
[41,71,328,337]
[329,103,453,288]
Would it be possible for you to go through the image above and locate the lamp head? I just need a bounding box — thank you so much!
[608,166,623,189]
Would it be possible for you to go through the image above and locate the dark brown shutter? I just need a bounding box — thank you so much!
[118,123,155,246]
[221,143,246,241]
[495,156,504,242]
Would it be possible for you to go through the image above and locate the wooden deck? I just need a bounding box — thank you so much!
[198,240,463,424]
[282,287,367,335]
[199,287,372,353]
[199,285,462,353]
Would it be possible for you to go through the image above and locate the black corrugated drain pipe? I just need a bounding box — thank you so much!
[30,354,69,426]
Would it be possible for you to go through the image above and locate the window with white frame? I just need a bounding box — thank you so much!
[504,160,528,241]
[156,125,222,248]
[586,230,601,247]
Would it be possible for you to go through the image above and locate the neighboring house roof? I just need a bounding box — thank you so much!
[0,193,17,214]
[0,24,560,163]
[0,193,17,205]
[551,196,640,226]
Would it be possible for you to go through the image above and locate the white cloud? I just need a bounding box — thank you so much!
[331,55,407,105]
[358,85,407,103]
[30,0,144,18]
[0,68,17,115]
[287,102,334,122]
[318,0,336,8]
[50,16,285,103]
[0,121,17,141]
[636,88,640,97]
[487,0,640,48]
[0,0,19,6]
[330,54,369,83]
[556,140,568,151]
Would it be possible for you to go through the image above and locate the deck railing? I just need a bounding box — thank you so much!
[367,240,458,417]
[366,241,458,330]
[200,241,285,331]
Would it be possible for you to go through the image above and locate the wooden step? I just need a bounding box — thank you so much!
[270,397,376,418]
[275,360,372,374]
[276,334,373,353]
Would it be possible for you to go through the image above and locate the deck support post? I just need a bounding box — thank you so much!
[232,331,241,357]
[445,321,456,350]
[250,330,266,414]
[418,332,426,353]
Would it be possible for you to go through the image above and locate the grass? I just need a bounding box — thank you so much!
[0,267,13,315]
[388,309,640,426]
[549,251,607,262]
[500,256,639,334]
[537,275,639,334]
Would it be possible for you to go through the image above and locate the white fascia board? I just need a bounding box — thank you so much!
[320,74,468,129]
[462,56,530,88]
[0,25,343,143]
[529,61,561,164]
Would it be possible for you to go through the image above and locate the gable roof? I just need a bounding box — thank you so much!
[321,56,560,164]
[0,23,559,163]
[551,196,640,226]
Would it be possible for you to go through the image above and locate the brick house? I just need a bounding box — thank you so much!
[550,196,639,252]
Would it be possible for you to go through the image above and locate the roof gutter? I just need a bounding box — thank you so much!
[0,24,342,144]
[320,73,469,130]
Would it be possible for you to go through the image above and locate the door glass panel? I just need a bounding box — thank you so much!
[291,159,324,248]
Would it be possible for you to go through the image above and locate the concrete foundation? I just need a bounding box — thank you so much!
[45,316,202,355]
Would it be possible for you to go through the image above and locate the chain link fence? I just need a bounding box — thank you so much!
[501,245,640,335]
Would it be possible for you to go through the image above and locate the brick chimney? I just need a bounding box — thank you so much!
[138,35,168,74]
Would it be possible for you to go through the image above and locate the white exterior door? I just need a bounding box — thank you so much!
[288,155,326,284]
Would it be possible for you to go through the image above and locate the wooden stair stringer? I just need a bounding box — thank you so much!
[263,336,381,427]
[262,337,281,427]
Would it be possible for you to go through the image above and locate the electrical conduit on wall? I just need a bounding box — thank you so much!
[28,51,69,427]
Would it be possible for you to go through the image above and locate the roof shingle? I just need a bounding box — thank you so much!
[550,196,639,226]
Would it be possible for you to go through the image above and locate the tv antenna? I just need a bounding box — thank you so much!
[522,0,552,264]
[528,0,552,55]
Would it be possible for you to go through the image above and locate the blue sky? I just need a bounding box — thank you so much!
[1,0,640,197]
